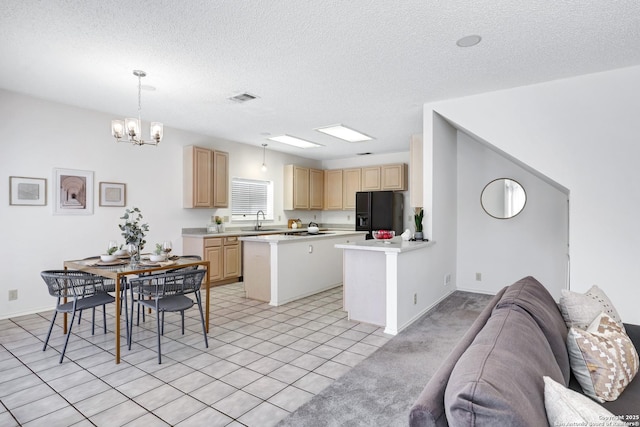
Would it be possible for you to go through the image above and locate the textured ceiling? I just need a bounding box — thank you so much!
[1,1,639,160]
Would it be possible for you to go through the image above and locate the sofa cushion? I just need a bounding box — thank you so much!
[560,285,624,331]
[567,312,639,402]
[444,304,565,426]
[495,276,571,384]
[409,288,508,427]
[543,376,626,426]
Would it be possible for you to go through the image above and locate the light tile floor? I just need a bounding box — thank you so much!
[0,283,391,426]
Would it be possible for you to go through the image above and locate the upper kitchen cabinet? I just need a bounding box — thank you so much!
[361,166,382,191]
[183,145,229,208]
[183,146,213,208]
[381,163,407,191]
[213,150,229,207]
[324,169,343,210]
[342,168,361,210]
[284,164,310,210]
[309,168,324,210]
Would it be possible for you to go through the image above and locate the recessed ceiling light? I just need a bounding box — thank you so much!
[315,124,373,142]
[267,135,323,148]
[456,35,482,47]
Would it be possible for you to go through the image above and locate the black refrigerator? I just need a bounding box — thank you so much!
[355,191,404,239]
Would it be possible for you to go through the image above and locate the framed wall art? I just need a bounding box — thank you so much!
[9,176,47,206]
[53,168,94,215]
[99,182,126,207]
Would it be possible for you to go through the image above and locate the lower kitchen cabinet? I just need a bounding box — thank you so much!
[223,237,241,278]
[183,235,242,285]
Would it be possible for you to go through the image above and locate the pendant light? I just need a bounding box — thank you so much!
[261,143,268,172]
[111,70,163,146]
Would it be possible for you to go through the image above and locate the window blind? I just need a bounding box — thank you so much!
[231,178,273,220]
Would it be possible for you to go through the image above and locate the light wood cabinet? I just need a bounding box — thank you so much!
[204,238,223,282]
[309,168,324,210]
[410,134,423,207]
[183,146,213,208]
[183,235,241,285]
[381,163,407,191]
[284,165,323,210]
[342,168,361,210]
[222,237,241,279]
[324,169,343,210]
[361,166,382,191]
[183,146,229,208]
[213,150,229,208]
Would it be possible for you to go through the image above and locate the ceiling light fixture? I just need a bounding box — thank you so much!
[456,35,482,47]
[315,124,373,142]
[111,70,163,146]
[261,143,268,172]
[267,135,323,149]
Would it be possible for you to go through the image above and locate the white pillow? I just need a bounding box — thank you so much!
[560,285,624,330]
[543,376,626,426]
[566,312,639,402]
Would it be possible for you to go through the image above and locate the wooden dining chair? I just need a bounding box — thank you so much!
[41,270,115,363]
[128,268,208,363]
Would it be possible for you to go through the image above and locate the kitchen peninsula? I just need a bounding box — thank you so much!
[240,231,366,306]
[335,238,435,335]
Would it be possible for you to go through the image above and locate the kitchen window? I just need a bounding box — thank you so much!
[231,177,274,222]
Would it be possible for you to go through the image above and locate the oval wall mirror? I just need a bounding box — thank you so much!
[481,178,526,219]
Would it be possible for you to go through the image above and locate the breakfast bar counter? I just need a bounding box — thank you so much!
[240,231,366,305]
[335,238,435,335]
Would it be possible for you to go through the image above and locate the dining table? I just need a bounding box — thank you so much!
[63,256,210,364]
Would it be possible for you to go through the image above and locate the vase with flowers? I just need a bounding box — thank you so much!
[119,207,149,264]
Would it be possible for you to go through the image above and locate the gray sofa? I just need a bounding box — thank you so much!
[409,276,640,426]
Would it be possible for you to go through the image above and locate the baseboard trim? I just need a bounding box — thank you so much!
[388,289,456,335]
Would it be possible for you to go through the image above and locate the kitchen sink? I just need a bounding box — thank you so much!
[285,231,335,236]
[242,228,280,232]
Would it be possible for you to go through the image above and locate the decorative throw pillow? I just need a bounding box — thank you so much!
[566,312,639,402]
[560,285,624,330]
[543,376,627,426]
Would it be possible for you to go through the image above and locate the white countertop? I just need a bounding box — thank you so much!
[182,225,355,238]
[239,230,366,244]
[334,238,434,253]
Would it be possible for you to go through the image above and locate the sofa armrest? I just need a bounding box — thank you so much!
[409,288,507,427]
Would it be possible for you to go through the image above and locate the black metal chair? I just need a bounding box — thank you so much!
[41,270,115,363]
[128,268,208,363]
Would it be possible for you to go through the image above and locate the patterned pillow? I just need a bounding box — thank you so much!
[560,285,624,330]
[543,376,627,426]
[567,312,639,402]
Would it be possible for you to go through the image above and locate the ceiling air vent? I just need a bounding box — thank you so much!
[228,92,258,103]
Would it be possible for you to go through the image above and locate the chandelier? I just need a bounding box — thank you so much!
[111,70,163,146]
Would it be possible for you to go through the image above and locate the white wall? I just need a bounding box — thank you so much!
[0,89,324,318]
[424,65,640,324]
[456,131,569,299]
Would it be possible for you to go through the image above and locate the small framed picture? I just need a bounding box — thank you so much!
[99,182,126,207]
[53,168,94,215]
[9,176,47,206]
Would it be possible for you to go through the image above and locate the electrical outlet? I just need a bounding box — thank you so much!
[223,216,229,222]
[476,272,482,281]
[313,214,316,220]
[347,215,351,221]
[444,274,451,286]
[278,215,281,221]
[413,293,417,304]
[8,289,18,301]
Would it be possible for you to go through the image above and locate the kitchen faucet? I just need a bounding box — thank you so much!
[255,210,265,230]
